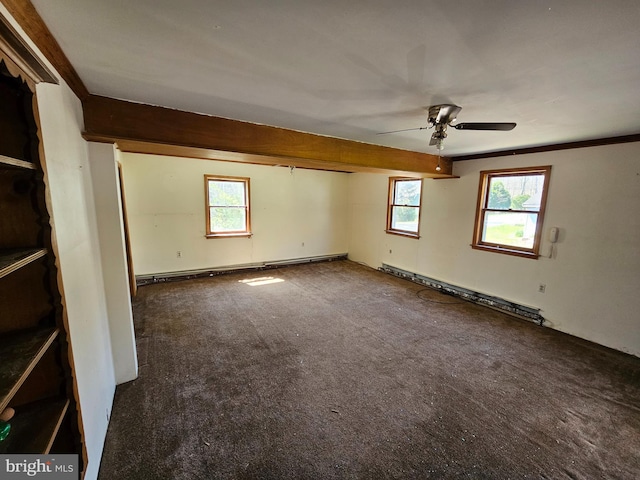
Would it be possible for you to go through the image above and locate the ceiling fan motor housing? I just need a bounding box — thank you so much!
[428,104,462,126]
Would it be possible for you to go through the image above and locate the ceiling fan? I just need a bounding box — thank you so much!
[379,104,516,151]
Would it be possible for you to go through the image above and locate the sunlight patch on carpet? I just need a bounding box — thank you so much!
[239,276,285,287]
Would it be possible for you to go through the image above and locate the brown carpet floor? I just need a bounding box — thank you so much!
[98,260,640,479]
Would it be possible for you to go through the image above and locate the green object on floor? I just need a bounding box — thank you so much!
[0,421,10,442]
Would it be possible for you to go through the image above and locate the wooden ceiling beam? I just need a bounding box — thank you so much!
[82,95,452,177]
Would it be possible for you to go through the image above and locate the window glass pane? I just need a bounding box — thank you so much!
[209,181,246,206]
[482,211,538,249]
[487,174,545,211]
[210,207,246,232]
[394,180,421,206]
[391,206,419,232]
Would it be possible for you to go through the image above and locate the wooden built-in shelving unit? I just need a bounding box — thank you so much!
[0,327,59,410]
[0,39,84,467]
[0,153,36,170]
[0,397,69,454]
[0,248,47,278]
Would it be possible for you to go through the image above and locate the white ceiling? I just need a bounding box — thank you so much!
[31,0,640,157]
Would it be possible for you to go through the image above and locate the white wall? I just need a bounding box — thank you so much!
[348,142,640,357]
[36,83,116,479]
[88,143,138,384]
[120,153,349,275]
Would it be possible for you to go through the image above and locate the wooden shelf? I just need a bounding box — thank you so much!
[0,397,69,454]
[0,248,47,279]
[0,154,36,170]
[0,327,59,412]
[1,43,84,466]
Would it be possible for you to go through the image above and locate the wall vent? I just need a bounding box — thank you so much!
[379,263,544,325]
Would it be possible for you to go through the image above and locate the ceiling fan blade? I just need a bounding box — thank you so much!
[453,122,516,131]
[377,126,429,135]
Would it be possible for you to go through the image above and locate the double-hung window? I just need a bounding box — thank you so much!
[205,175,251,238]
[386,177,423,238]
[472,166,551,258]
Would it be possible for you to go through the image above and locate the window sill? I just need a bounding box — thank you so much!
[206,233,252,239]
[385,229,420,239]
[471,244,539,259]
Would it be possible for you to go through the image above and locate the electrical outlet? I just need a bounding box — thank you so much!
[176,251,182,258]
[538,284,546,293]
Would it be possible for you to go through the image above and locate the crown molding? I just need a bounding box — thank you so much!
[452,134,640,161]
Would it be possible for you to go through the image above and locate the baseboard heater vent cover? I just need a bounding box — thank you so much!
[379,264,544,325]
[136,253,348,286]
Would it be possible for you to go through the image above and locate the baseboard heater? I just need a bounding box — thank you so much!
[136,253,348,286]
[379,264,544,325]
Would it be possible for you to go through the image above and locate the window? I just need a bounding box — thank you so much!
[205,175,251,238]
[472,166,551,258]
[386,177,423,238]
